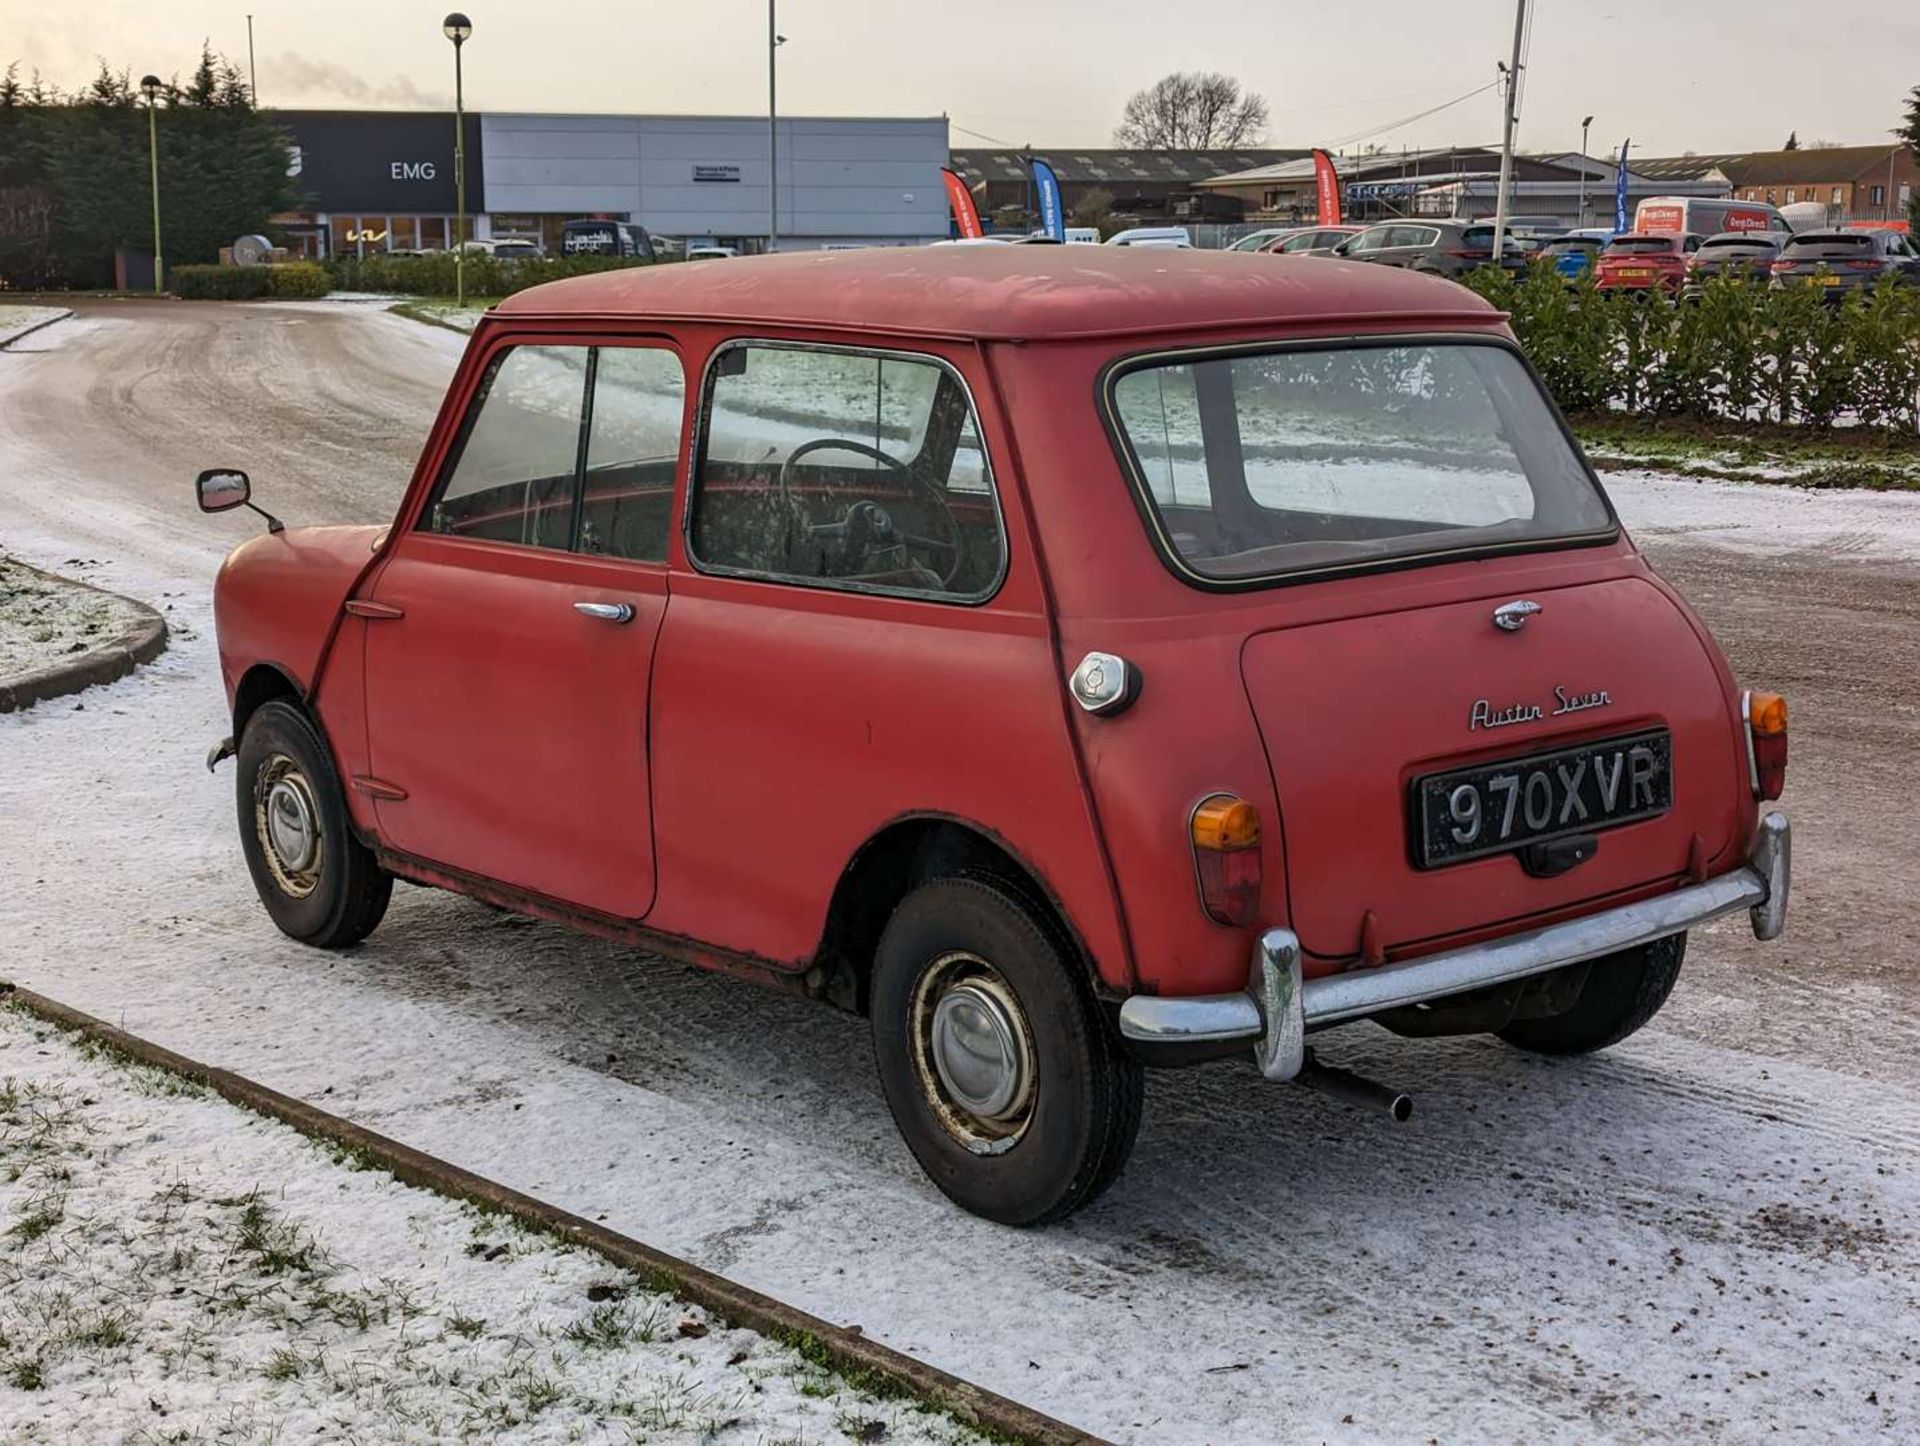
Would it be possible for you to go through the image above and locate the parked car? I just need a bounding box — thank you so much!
[1261,225,1365,256]
[1683,232,1784,294]
[561,219,657,261]
[1769,230,1920,297]
[455,238,544,259]
[1335,221,1537,278]
[1227,228,1296,253]
[685,245,739,261]
[1105,226,1192,249]
[1594,233,1704,295]
[197,248,1791,1225]
[1539,232,1611,281]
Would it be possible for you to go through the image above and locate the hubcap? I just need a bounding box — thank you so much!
[910,953,1036,1154]
[255,754,322,898]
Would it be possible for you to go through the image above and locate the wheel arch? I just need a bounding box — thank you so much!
[814,813,1107,1015]
[232,661,306,738]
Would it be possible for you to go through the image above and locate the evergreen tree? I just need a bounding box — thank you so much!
[1783,131,1799,150]
[0,47,295,288]
[1901,86,1920,232]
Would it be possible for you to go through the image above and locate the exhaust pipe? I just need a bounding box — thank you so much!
[1296,1051,1414,1122]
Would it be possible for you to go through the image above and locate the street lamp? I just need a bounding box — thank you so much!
[768,7,786,253]
[443,13,472,304]
[1579,114,1594,226]
[141,75,164,295]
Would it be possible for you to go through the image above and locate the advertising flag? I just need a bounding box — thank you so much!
[1312,149,1344,226]
[1030,156,1065,241]
[941,167,984,239]
[1615,140,1631,234]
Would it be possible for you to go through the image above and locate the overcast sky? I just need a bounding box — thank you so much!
[5,0,1915,158]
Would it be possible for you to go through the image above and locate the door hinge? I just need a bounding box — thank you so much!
[344,599,405,620]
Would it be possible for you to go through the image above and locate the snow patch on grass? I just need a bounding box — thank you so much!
[0,558,150,681]
[0,1006,982,1444]
[0,306,68,348]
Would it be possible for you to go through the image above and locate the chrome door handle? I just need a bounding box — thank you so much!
[573,601,635,623]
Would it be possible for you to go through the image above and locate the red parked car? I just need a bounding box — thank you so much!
[199,249,1791,1224]
[1594,232,1706,295]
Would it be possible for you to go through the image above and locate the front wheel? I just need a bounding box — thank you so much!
[235,700,392,949]
[1497,933,1686,1055]
[870,875,1142,1225]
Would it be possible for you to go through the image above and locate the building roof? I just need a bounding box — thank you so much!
[494,245,1498,343]
[1634,146,1911,186]
[948,148,1307,188]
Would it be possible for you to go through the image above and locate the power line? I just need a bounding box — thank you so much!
[1327,78,1502,150]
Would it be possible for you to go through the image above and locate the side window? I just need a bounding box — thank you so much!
[689,344,1006,601]
[581,347,685,563]
[424,346,588,549]
[1346,229,1383,254]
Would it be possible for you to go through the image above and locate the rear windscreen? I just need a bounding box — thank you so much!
[1606,237,1675,255]
[1701,236,1774,250]
[1785,234,1874,253]
[1106,342,1615,585]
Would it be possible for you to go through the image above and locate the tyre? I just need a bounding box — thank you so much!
[1497,933,1686,1056]
[870,874,1143,1226]
[235,699,392,949]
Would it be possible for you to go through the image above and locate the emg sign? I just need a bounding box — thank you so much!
[390,161,438,181]
[274,111,479,213]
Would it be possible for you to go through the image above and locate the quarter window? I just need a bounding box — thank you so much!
[689,344,1005,600]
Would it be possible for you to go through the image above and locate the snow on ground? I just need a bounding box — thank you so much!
[3,303,1920,1443]
[1604,469,1920,568]
[0,557,151,680]
[0,306,69,349]
[0,1004,980,1444]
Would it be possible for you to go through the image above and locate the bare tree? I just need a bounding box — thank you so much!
[1113,72,1269,149]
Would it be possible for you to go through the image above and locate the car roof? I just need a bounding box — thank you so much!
[493,245,1500,343]
[1786,231,1877,245]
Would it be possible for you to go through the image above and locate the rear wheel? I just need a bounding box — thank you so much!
[870,875,1142,1225]
[1497,933,1686,1055]
[235,700,392,948]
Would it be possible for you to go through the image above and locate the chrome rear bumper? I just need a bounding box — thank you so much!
[1118,812,1789,1082]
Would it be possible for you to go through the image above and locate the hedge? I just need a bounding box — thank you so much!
[325,251,658,299]
[169,261,332,300]
[1464,265,1920,433]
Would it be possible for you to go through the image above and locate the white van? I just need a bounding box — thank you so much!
[1635,196,1789,238]
[1062,227,1102,245]
[1105,226,1192,249]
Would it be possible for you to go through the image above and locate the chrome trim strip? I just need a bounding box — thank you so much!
[1741,688,1761,796]
[1118,814,1790,1080]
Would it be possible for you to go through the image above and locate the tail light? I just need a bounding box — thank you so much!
[1846,259,1881,271]
[1191,793,1262,927]
[1774,259,1801,273]
[1744,690,1788,801]
[1448,249,1491,260]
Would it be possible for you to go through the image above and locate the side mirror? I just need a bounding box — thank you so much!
[197,468,251,512]
[196,467,283,532]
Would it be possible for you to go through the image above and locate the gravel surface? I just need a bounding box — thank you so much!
[2,299,1918,1444]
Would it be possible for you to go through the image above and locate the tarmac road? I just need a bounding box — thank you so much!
[3,299,1917,1443]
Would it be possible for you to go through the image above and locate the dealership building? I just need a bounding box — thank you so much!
[272,109,951,256]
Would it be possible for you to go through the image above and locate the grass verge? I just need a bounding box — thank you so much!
[1570,413,1920,491]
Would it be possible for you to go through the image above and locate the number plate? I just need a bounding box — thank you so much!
[1411,730,1672,869]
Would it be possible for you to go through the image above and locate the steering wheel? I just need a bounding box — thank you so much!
[776,437,966,589]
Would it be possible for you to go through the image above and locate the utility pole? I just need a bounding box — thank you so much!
[247,15,257,102]
[768,1,781,253]
[1491,0,1527,261]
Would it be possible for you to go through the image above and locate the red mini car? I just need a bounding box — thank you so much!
[200,249,1790,1224]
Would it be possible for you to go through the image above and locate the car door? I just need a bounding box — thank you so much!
[359,337,687,919]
